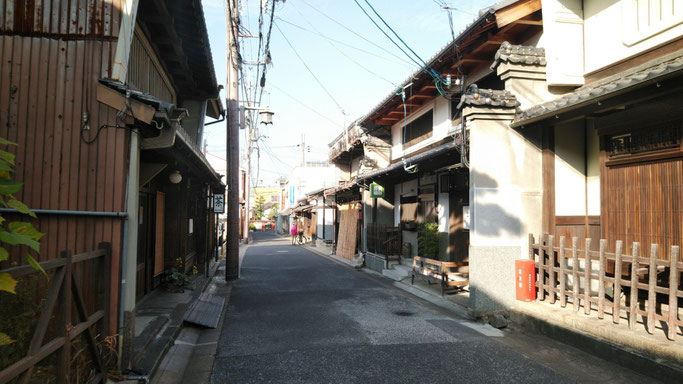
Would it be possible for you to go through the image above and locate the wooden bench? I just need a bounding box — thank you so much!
[411,256,469,296]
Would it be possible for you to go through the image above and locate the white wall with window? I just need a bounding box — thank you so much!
[390,96,452,160]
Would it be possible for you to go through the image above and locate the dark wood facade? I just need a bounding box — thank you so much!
[0,0,126,334]
[0,0,223,336]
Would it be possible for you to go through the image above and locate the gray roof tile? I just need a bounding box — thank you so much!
[490,41,546,70]
[512,51,683,126]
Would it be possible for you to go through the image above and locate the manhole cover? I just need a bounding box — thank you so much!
[393,311,414,317]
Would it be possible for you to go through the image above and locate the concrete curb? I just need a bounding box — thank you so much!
[135,256,227,379]
[510,307,683,382]
[510,300,683,381]
[148,243,248,383]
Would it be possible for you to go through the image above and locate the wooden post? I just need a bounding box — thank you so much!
[669,246,680,340]
[57,250,73,384]
[572,237,579,311]
[613,240,623,323]
[559,236,566,307]
[647,244,658,334]
[598,239,606,319]
[549,235,556,304]
[540,233,548,301]
[584,238,592,315]
[629,242,640,330]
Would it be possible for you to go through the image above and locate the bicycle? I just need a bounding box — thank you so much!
[296,231,306,245]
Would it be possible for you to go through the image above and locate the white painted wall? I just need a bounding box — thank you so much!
[554,121,586,216]
[543,0,683,78]
[390,96,451,160]
[467,110,543,252]
[438,176,449,233]
[586,123,600,216]
[541,0,585,86]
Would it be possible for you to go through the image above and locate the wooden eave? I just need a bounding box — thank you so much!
[137,0,218,100]
[363,3,543,127]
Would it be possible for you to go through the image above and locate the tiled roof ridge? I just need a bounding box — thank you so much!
[457,88,521,109]
[513,50,683,126]
[491,41,546,70]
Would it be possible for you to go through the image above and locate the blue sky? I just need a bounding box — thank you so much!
[201,0,493,185]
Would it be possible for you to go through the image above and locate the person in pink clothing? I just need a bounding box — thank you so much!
[290,223,298,245]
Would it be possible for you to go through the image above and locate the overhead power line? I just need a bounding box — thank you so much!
[281,6,399,87]
[268,82,344,128]
[276,17,412,70]
[299,0,418,69]
[274,21,347,117]
[355,0,441,82]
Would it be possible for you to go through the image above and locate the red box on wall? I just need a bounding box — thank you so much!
[515,259,536,301]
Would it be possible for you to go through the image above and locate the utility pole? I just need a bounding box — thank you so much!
[301,134,305,166]
[226,0,240,281]
[243,106,251,244]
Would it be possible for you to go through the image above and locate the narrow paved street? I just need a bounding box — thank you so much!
[210,232,658,383]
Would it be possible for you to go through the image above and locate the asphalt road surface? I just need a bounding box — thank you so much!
[211,232,659,384]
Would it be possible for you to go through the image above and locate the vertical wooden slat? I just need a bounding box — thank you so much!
[629,242,640,330]
[20,267,66,384]
[57,250,73,384]
[647,244,658,334]
[549,235,556,304]
[613,240,623,323]
[598,239,606,319]
[669,246,679,340]
[559,236,566,307]
[584,238,592,315]
[540,233,547,301]
[572,237,579,311]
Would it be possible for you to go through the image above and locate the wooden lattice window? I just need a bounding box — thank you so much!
[608,121,681,158]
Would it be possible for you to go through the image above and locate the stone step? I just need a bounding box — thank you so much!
[382,264,412,281]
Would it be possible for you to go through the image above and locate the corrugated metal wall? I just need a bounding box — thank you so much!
[0,0,126,334]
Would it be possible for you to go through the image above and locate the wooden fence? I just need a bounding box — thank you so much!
[0,243,111,384]
[529,234,681,341]
[366,223,401,256]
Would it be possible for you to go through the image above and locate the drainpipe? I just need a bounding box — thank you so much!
[121,128,140,369]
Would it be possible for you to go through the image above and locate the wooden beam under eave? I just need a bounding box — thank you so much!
[406,94,433,102]
[376,118,400,125]
[496,0,542,29]
[514,19,543,26]
[450,57,489,70]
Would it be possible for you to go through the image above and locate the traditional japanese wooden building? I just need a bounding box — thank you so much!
[0,0,225,372]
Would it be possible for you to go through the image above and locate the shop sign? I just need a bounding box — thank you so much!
[213,193,225,213]
[370,183,384,198]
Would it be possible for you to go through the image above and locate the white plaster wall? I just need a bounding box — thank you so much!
[390,97,451,160]
[350,157,361,178]
[541,0,585,86]
[438,187,449,233]
[586,123,601,216]
[468,113,543,254]
[467,114,543,313]
[584,0,683,74]
[554,121,586,216]
[394,184,401,226]
[364,146,391,169]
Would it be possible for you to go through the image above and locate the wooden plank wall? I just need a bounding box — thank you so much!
[555,216,601,251]
[336,203,359,260]
[602,159,683,260]
[0,0,126,334]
